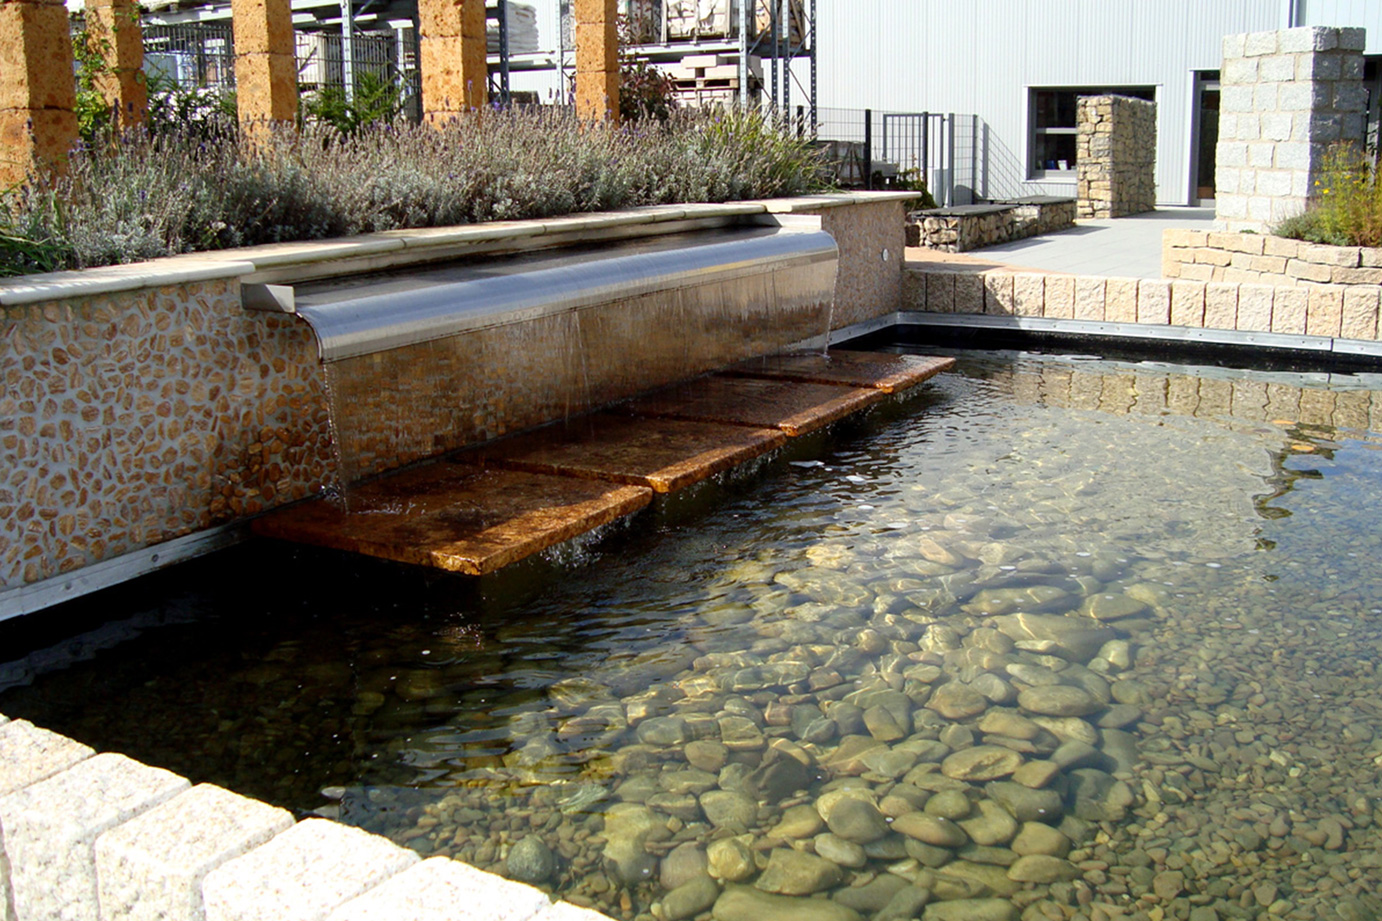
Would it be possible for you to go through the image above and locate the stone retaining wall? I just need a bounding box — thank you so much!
[1162,228,1382,287]
[906,200,1076,253]
[0,194,912,604]
[1076,95,1156,219]
[905,265,1382,341]
[0,712,610,921]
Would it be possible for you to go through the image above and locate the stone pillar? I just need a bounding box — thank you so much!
[418,0,487,119]
[86,0,147,129]
[1216,26,1367,233]
[1076,95,1157,219]
[0,0,78,185]
[231,0,298,129]
[574,0,619,122]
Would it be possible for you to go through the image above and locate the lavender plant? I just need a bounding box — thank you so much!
[1,107,828,275]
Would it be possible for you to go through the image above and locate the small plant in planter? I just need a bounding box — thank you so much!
[1274,142,1382,247]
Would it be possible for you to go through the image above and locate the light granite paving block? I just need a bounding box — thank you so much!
[1237,284,1275,332]
[95,784,294,921]
[1,752,188,921]
[533,904,618,921]
[0,719,96,798]
[1341,286,1380,340]
[326,857,552,921]
[0,720,97,921]
[202,818,418,921]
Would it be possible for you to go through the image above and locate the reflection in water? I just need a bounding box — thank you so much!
[3,351,1382,921]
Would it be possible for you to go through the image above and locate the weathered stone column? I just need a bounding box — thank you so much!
[418,0,487,119]
[574,0,619,122]
[86,0,147,128]
[1216,26,1367,233]
[231,0,298,128]
[0,0,79,185]
[1076,95,1157,219]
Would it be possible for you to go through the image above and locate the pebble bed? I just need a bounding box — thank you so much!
[3,351,1382,921]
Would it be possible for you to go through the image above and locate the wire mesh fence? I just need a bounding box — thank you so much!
[810,107,980,205]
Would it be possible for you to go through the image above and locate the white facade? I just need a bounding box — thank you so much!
[814,0,1382,205]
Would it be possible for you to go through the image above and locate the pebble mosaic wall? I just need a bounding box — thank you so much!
[0,280,334,590]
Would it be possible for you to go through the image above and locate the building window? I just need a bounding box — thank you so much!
[1029,86,1155,179]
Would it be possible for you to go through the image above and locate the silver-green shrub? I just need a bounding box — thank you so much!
[1,107,828,275]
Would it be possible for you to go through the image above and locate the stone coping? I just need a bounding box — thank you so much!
[0,716,615,921]
[914,203,1016,217]
[0,193,919,308]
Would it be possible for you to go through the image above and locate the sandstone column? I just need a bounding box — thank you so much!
[1216,26,1367,232]
[86,0,147,129]
[231,0,297,129]
[574,0,618,122]
[418,0,487,119]
[0,0,79,185]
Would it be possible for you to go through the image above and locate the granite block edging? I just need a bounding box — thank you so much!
[904,263,1382,343]
[1164,228,1382,289]
[0,711,616,921]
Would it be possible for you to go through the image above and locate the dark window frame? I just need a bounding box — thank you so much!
[1028,85,1156,180]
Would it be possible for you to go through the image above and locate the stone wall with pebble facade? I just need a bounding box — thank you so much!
[1076,96,1157,219]
[0,712,613,921]
[1216,26,1367,233]
[0,194,911,598]
[0,279,334,592]
[905,265,1382,342]
[1163,228,1382,288]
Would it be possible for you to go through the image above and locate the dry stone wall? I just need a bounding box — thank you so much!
[905,265,1381,342]
[1076,95,1156,219]
[1216,26,1367,233]
[1163,229,1382,287]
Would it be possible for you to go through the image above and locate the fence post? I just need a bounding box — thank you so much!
[863,108,872,190]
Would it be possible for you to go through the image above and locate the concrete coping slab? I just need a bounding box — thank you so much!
[201,818,419,921]
[325,857,553,921]
[723,350,955,394]
[0,194,906,308]
[94,783,295,921]
[0,752,189,921]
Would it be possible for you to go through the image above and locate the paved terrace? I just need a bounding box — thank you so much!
[906,206,1216,279]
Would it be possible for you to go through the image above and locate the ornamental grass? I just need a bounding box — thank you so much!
[1,107,829,277]
[1274,142,1382,248]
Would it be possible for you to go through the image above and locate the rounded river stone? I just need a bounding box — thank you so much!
[1017,685,1101,718]
[941,745,1023,781]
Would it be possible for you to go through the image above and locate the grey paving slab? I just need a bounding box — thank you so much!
[326,857,553,921]
[0,752,188,921]
[201,818,418,921]
[958,207,1216,280]
[95,784,294,921]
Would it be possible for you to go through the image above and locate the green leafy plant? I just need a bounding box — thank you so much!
[303,70,408,135]
[618,16,679,123]
[71,16,114,143]
[145,67,237,140]
[1273,142,1382,247]
[892,168,938,209]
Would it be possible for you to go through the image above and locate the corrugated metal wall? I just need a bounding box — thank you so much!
[1300,0,1382,51]
[816,1,1295,204]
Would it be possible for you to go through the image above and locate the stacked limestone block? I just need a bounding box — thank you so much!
[1076,95,1157,219]
[1216,26,1366,233]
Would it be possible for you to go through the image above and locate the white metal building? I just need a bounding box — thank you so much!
[813,0,1382,205]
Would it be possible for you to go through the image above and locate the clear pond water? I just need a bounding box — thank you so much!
[4,348,1382,921]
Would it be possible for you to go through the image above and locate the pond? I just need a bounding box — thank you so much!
[3,347,1382,921]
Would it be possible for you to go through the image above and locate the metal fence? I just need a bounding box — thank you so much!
[812,106,982,206]
[137,20,423,121]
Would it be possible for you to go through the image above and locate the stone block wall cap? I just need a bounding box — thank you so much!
[759,191,921,212]
[0,256,255,307]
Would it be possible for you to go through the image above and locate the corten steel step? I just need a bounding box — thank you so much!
[251,350,956,573]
